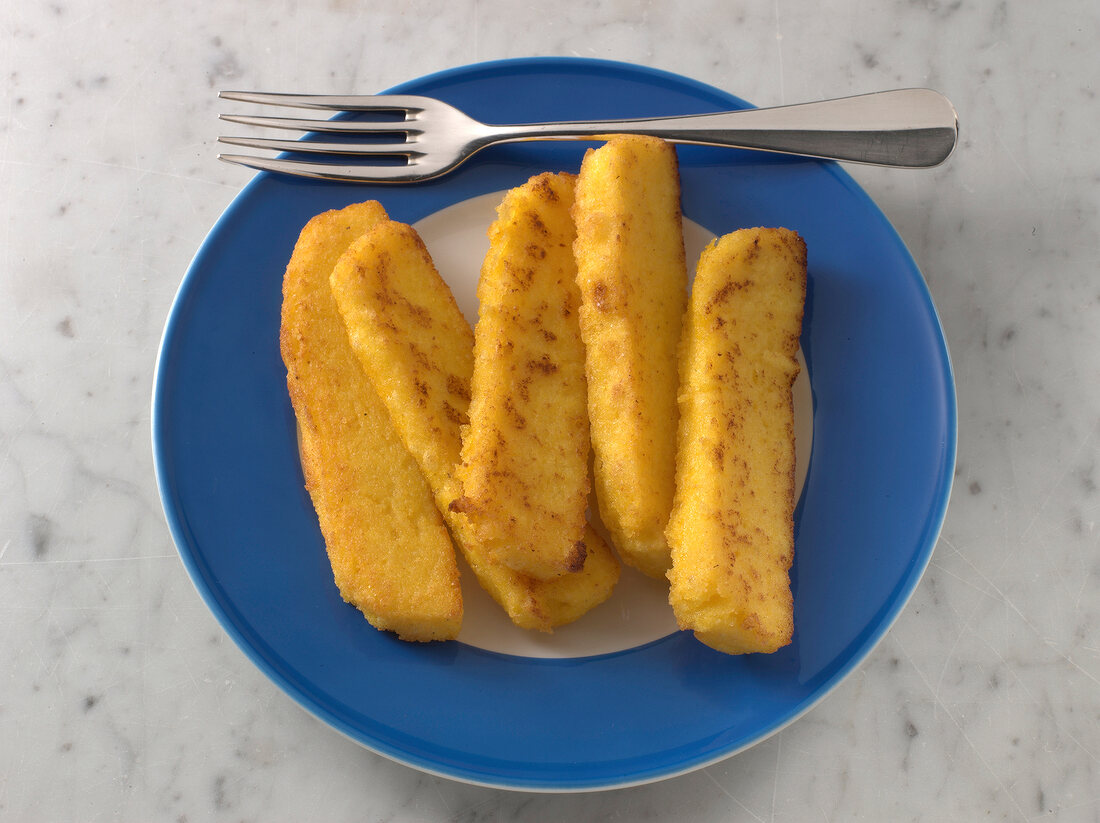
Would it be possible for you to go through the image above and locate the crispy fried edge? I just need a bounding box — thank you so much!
[281,202,462,642]
[572,135,688,579]
[665,227,806,654]
[330,218,619,632]
[454,172,591,579]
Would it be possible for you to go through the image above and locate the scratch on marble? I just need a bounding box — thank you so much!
[892,635,1030,822]
[1057,796,1100,816]
[93,568,116,600]
[930,548,992,716]
[429,779,454,818]
[773,0,786,104]
[938,536,1044,641]
[1018,431,1095,545]
[770,732,781,822]
[702,768,765,823]
[1,555,175,566]
[1057,717,1100,766]
[454,794,496,821]
[928,555,988,600]
[993,128,1037,194]
[971,618,1040,706]
[891,637,957,745]
[77,157,240,188]
[909,536,1100,803]
[1050,644,1100,693]
[931,634,968,717]
[179,651,212,715]
[472,0,480,61]
[1075,556,1095,612]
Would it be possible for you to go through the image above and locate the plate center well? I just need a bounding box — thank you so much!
[414,191,811,658]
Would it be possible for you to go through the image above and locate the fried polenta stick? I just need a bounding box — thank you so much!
[666,228,806,655]
[572,136,688,579]
[453,172,590,579]
[280,202,462,642]
[330,219,619,632]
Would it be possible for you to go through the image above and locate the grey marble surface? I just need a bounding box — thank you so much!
[2,0,1098,820]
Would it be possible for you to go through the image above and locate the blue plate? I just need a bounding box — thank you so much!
[152,58,956,790]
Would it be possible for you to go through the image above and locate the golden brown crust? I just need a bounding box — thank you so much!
[572,136,688,579]
[666,227,806,655]
[456,172,591,580]
[280,202,462,642]
[328,220,474,506]
[329,217,619,632]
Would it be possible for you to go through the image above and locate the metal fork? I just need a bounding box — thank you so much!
[217,88,958,184]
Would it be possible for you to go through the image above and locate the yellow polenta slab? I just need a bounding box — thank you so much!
[666,228,806,655]
[454,172,590,580]
[280,202,462,642]
[573,136,688,579]
[330,219,619,632]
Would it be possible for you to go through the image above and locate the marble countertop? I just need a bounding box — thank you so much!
[2,0,1097,819]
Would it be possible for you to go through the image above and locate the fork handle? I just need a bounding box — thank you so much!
[490,89,958,168]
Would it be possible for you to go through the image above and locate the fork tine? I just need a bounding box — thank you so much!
[217,153,428,183]
[217,135,421,157]
[219,91,430,113]
[219,113,421,135]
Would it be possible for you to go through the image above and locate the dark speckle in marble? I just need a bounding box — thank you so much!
[207,45,242,88]
[83,695,99,711]
[213,774,230,810]
[999,326,1016,347]
[925,574,941,606]
[855,44,879,69]
[57,317,74,338]
[1075,462,1096,493]
[909,0,963,17]
[969,480,982,495]
[72,75,109,91]
[30,514,53,557]
[906,720,919,737]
